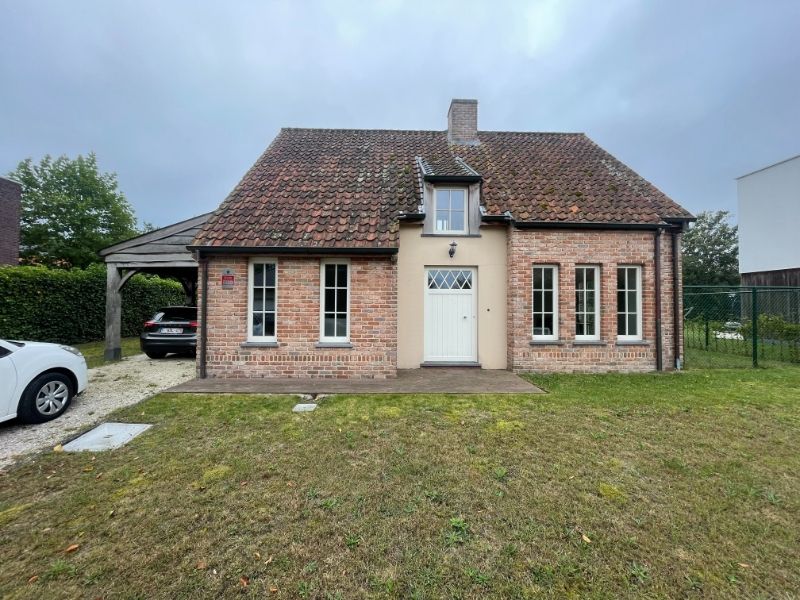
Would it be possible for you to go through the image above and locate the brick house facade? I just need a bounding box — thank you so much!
[192,100,692,378]
[0,177,22,266]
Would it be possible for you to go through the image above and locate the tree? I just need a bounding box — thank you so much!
[8,153,139,268]
[682,210,739,286]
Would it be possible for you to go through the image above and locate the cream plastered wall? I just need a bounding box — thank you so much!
[397,224,508,369]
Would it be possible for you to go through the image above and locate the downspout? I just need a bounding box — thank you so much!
[654,229,663,371]
[672,230,681,369]
[199,254,209,379]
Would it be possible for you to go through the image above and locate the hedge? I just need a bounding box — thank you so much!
[0,264,186,344]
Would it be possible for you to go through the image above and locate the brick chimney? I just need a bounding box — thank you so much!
[447,98,478,145]
[0,176,21,265]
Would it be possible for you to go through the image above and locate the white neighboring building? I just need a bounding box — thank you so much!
[737,154,800,286]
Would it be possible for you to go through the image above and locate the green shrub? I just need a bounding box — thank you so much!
[0,264,185,344]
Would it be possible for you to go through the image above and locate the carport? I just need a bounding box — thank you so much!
[99,213,211,360]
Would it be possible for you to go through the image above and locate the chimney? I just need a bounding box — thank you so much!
[447,98,478,145]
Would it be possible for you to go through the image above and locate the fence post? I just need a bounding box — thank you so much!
[704,317,709,350]
[751,287,758,368]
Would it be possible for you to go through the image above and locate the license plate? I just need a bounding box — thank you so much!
[160,327,183,334]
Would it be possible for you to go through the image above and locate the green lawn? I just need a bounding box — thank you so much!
[74,337,141,368]
[1,367,799,598]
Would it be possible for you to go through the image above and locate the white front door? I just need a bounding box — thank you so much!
[424,268,477,363]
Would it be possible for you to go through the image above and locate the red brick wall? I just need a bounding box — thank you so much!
[199,255,397,379]
[507,228,682,373]
[0,177,21,265]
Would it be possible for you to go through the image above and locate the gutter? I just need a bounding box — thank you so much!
[654,229,663,371]
[514,220,671,231]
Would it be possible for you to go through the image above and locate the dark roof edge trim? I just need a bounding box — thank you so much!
[481,214,512,223]
[190,245,398,256]
[422,174,482,184]
[398,212,426,222]
[513,220,672,231]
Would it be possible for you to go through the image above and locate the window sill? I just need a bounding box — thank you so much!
[421,233,481,238]
[573,340,607,346]
[615,340,651,347]
[529,340,564,346]
[315,342,353,349]
[240,341,279,348]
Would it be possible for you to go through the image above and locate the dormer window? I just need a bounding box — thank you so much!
[434,188,467,234]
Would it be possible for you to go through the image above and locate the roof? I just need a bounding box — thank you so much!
[736,153,800,180]
[193,128,692,249]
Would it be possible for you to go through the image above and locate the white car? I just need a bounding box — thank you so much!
[0,339,88,424]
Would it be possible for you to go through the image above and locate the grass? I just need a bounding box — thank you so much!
[1,366,799,598]
[74,337,141,368]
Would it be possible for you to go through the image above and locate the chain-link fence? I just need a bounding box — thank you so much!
[684,286,800,368]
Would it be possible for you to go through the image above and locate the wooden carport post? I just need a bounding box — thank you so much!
[104,265,137,361]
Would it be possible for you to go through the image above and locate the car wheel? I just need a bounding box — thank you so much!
[17,372,74,424]
[145,351,167,359]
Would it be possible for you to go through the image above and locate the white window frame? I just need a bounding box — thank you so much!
[575,265,601,341]
[616,265,643,341]
[433,187,468,234]
[319,259,351,343]
[532,264,559,341]
[247,258,278,342]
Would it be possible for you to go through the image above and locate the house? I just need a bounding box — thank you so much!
[190,99,692,378]
[737,154,800,287]
[0,176,21,265]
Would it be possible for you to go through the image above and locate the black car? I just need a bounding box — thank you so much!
[140,306,197,359]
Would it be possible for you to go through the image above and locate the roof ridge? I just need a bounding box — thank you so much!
[279,127,586,136]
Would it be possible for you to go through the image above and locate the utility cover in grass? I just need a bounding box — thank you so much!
[62,422,152,452]
[292,403,317,412]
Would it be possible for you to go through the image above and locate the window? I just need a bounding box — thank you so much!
[575,266,600,341]
[248,260,277,341]
[532,265,558,340]
[320,261,349,342]
[617,266,642,340]
[434,188,467,233]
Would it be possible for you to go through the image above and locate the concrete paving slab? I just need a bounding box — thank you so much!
[292,403,318,412]
[62,422,152,452]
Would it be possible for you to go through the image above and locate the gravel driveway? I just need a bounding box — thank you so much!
[0,354,195,469]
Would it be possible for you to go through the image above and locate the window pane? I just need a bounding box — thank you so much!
[254,264,263,287]
[336,315,347,337]
[264,313,275,337]
[436,189,450,209]
[628,314,637,335]
[586,314,596,335]
[264,264,275,287]
[576,291,585,313]
[543,314,553,335]
[627,268,637,290]
[324,314,336,337]
[576,314,585,335]
[544,291,553,313]
[253,288,263,311]
[435,210,449,231]
[337,264,347,286]
[264,288,275,312]
[575,269,585,290]
[533,268,542,290]
[449,190,465,210]
[544,268,553,289]
[617,291,626,311]
[450,210,464,231]
[325,264,336,287]
[627,291,636,311]
[586,291,595,309]
[617,268,626,289]
[253,313,263,337]
[336,289,347,311]
[617,313,626,335]
[586,269,595,290]
[534,290,542,312]
[324,288,335,311]
[533,313,543,330]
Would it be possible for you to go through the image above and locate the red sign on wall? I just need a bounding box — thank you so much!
[221,268,235,289]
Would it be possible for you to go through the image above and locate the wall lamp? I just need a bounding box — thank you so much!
[449,241,458,258]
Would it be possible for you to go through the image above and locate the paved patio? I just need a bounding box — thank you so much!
[167,368,543,395]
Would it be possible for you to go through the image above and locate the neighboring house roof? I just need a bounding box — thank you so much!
[193,128,692,249]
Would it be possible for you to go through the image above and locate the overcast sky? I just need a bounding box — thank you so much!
[1,0,798,228]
